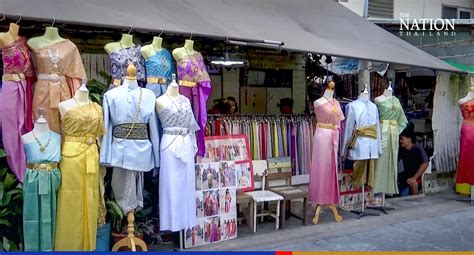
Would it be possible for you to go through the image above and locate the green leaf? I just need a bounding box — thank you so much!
[0,182,4,201]
[0,219,11,226]
[4,172,16,190]
[2,191,11,206]
[0,148,6,158]
[106,200,124,219]
[0,167,7,177]
[7,239,19,251]
[0,208,11,217]
[3,236,10,251]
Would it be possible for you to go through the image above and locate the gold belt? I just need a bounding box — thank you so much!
[2,73,26,81]
[27,162,59,171]
[113,123,149,140]
[317,123,337,130]
[147,77,167,84]
[179,80,197,87]
[37,73,62,82]
[64,134,97,145]
[381,120,398,126]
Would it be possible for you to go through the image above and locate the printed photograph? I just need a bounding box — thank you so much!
[196,191,204,218]
[204,216,221,244]
[185,219,204,248]
[195,164,203,191]
[203,135,251,162]
[203,189,220,217]
[236,162,253,191]
[219,161,236,188]
[220,214,238,241]
[220,187,236,214]
[202,163,220,190]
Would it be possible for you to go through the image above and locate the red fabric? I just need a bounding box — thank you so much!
[261,123,266,160]
[215,119,221,136]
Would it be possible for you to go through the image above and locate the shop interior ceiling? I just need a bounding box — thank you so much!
[1,0,461,73]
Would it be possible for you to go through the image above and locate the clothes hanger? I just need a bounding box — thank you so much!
[15,13,21,24]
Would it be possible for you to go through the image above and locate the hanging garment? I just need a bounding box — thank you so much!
[158,95,199,231]
[373,97,408,194]
[176,52,212,157]
[1,37,35,182]
[144,48,175,97]
[342,98,382,160]
[31,39,87,133]
[308,99,345,205]
[55,102,104,251]
[23,131,61,251]
[108,45,146,89]
[457,99,474,185]
[353,159,376,188]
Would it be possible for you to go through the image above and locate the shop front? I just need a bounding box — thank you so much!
[0,0,468,252]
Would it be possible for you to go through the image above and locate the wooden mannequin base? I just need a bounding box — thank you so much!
[312,204,343,225]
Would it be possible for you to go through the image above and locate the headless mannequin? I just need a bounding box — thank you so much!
[27,26,65,50]
[141,36,163,59]
[314,81,336,107]
[58,82,91,117]
[0,23,20,48]
[312,81,343,224]
[172,39,197,61]
[156,74,179,113]
[359,84,370,101]
[374,81,393,104]
[22,111,51,144]
[104,33,135,55]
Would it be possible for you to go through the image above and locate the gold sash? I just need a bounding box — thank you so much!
[346,125,377,150]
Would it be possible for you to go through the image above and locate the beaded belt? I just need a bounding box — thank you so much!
[64,134,97,145]
[317,122,337,130]
[179,80,197,87]
[2,73,25,81]
[381,120,398,126]
[113,123,148,140]
[38,73,62,82]
[147,77,167,84]
[163,128,190,136]
[27,162,59,171]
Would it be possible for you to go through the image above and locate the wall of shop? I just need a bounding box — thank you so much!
[215,52,306,114]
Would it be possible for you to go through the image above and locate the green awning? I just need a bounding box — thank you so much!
[444,60,474,74]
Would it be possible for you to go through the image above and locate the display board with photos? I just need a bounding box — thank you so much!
[201,135,255,191]
[185,161,238,248]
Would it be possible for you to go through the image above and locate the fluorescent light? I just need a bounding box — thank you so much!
[210,52,246,67]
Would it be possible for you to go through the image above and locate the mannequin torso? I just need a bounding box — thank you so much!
[0,23,20,49]
[27,27,65,50]
[59,86,91,116]
[172,39,197,61]
[104,34,134,55]
[141,36,163,59]
[156,79,179,114]
[22,118,51,144]
[314,89,335,107]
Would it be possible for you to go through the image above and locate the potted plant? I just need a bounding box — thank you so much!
[0,148,24,251]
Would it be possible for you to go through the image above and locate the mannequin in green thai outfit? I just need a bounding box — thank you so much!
[141,36,163,59]
[104,33,134,54]
[27,26,65,50]
[0,23,20,48]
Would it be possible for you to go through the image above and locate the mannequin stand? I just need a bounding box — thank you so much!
[350,185,380,219]
[112,211,147,251]
[312,205,343,224]
[366,193,395,214]
[456,185,474,206]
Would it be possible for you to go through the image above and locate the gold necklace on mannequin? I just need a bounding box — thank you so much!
[32,130,52,152]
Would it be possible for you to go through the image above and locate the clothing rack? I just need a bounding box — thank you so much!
[206,114,317,176]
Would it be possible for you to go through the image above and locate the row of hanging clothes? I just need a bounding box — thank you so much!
[206,114,317,176]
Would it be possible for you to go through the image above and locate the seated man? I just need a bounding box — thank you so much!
[398,124,429,196]
[279,98,294,115]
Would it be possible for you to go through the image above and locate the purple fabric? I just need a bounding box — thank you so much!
[176,52,212,157]
[179,81,212,157]
[290,122,297,176]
